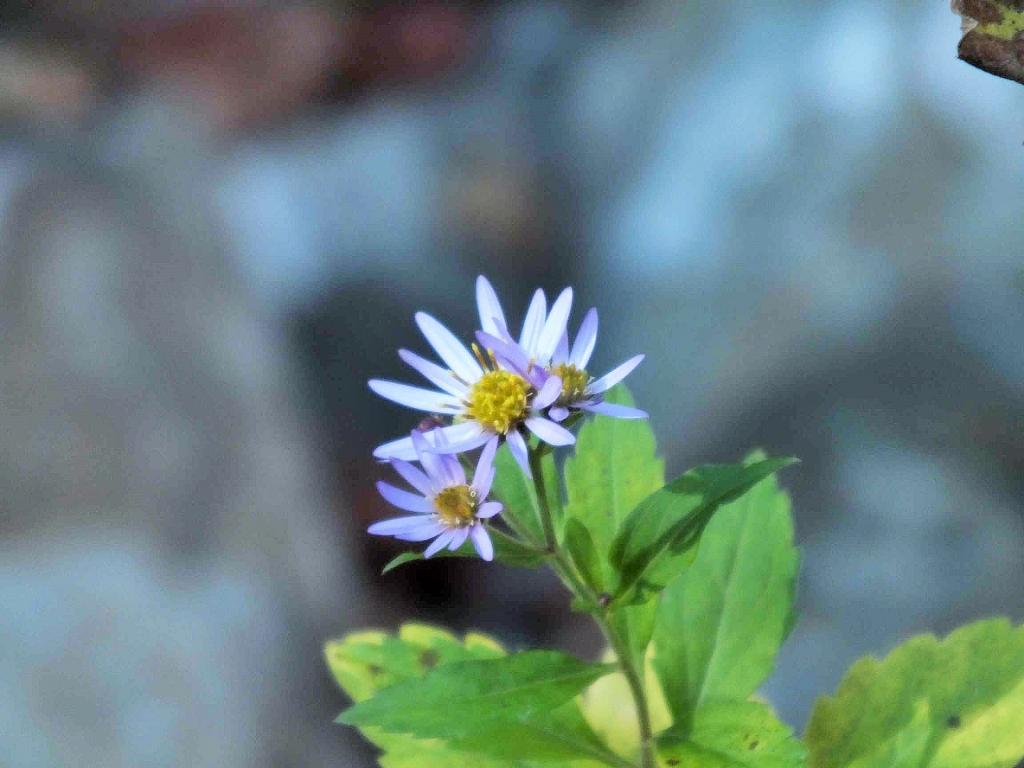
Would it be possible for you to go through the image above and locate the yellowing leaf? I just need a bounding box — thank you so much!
[326,625,619,767]
[656,701,806,768]
[579,650,672,762]
[806,618,1024,768]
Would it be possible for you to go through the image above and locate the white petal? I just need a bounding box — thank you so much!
[398,349,468,396]
[428,422,490,454]
[412,429,453,487]
[549,406,570,422]
[553,331,570,365]
[525,417,575,446]
[476,276,508,336]
[533,374,562,409]
[470,525,494,561]
[570,308,598,368]
[373,435,417,461]
[375,423,483,462]
[396,523,447,542]
[472,438,498,493]
[506,430,531,476]
[376,481,432,512]
[588,354,645,394]
[441,453,466,486]
[369,380,462,414]
[424,530,456,558]
[391,459,435,496]
[518,289,547,356]
[476,331,530,375]
[474,468,496,500]
[534,287,573,363]
[368,515,433,535]
[581,402,649,420]
[476,501,503,519]
[415,312,482,382]
[448,527,470,551]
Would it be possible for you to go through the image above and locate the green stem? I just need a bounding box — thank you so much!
[598,612,656,768]
[528,445,655,768]
[529,447,558,552]
[488,526,547,554]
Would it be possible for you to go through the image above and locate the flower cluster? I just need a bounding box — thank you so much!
[367,277,646,561]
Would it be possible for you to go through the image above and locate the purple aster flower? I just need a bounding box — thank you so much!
[475,275,574,369]
[369,294,574,474]
[542,308,647,422]
[368,431,503,561]
[474,276,647,423]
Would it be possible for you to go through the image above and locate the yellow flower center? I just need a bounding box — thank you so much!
[433,484,477,528]
[551,363,590,405]
[466,370,530,434]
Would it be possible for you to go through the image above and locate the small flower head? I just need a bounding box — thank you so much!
[551,362,590,406]
[543,307,647,422]
[464,347,531,435]
[368,285,575,473]
[474,277,648,423]
[368,431,503,561]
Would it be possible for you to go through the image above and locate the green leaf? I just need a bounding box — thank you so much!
[491,443,561,544]
[452,702,627,765]
[580,650,673,762]
[565,518,606,594]
[381,552,422,575]
[841,700,931,768]
[806,618,1024,768]
[652,466,799,724]
[563,385,664,657]
[656,701,806,768]
[324,624,504,703]
[563,384,665,585]
[376,738,527,768]
[610,457,798,604]
[326,626,615,767]
[340,650,614,739]
[381,530,544,574]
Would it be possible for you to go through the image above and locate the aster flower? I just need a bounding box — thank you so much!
[475,276,574,368]
[369,301,575,473]
[368,432,502,561]
[474,276,647,423]
[542,308,647,422]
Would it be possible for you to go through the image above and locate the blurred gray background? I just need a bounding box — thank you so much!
[1,0,1022,765]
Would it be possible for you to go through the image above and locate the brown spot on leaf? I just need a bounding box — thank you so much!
[368,664,383,677]
[419,649,440,669]
[947,714,961,729]
[749,739,760,750]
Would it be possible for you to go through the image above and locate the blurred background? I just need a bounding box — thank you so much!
[1,0,1022,765]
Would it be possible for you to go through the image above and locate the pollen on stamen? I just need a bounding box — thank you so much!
[551,363,590,405]
[433,485,477,528]
[466,369,531,434]
[471,342,491,372]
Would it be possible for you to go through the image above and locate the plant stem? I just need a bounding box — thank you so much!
[529,447,558,552]
[528,446,655,768]
[598,613,656,768]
